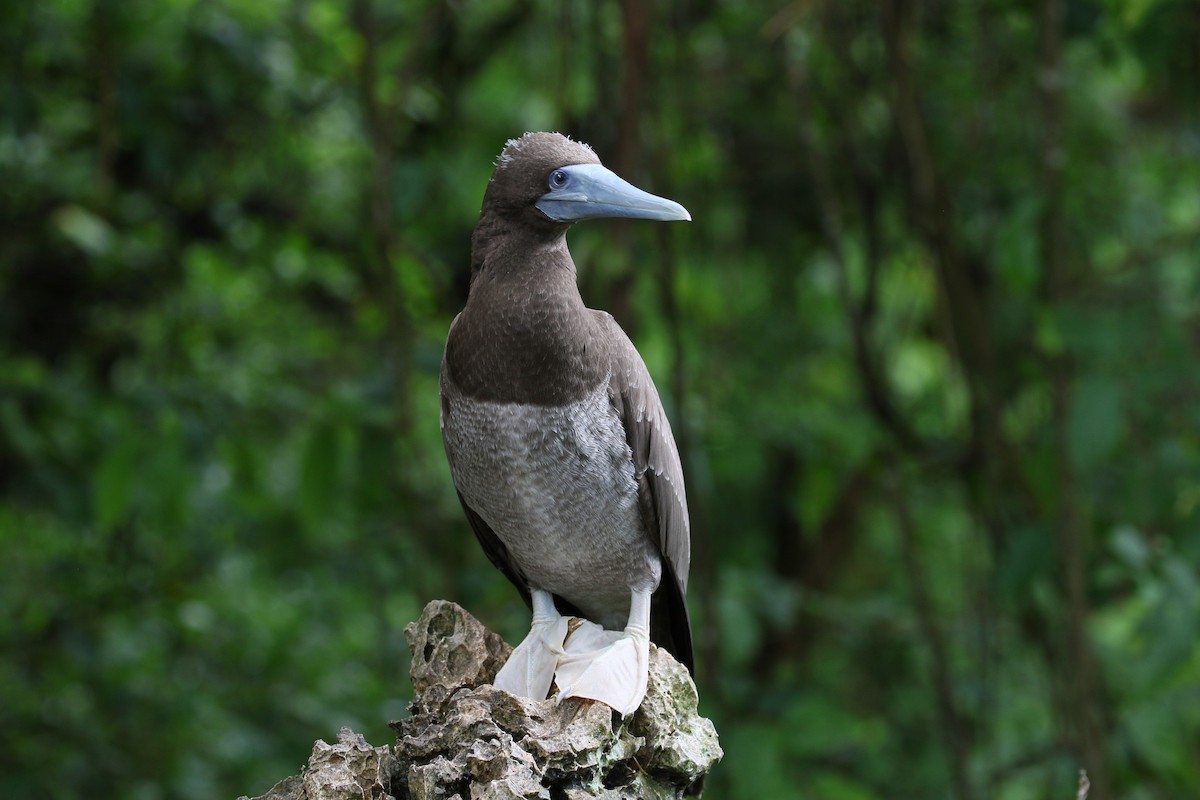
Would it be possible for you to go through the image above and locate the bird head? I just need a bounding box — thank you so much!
[483,132,691,230]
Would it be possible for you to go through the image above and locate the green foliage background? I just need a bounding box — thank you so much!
[2,1,1198,798]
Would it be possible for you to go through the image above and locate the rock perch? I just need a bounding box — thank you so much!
[240,600,721,800]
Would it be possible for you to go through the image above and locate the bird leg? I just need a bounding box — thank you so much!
[494,589,568,701]
[553,589,651,716]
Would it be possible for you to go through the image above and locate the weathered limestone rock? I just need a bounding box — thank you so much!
[240,728,398,800]
[239,600,721,800]
[405,599,512,698]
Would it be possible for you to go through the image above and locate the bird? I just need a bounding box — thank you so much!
[439,132,692,715]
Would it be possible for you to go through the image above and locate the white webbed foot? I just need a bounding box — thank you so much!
[554,619,650,716]
[494,589,568,701]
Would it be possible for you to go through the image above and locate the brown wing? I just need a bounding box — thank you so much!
[598,312,694,674]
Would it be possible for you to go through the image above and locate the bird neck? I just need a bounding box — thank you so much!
[449,225,607,406]
[470,212,575,283]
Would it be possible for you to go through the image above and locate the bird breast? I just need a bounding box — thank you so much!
[441,379,663,628]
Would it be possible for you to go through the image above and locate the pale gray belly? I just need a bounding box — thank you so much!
[441,381,662,629]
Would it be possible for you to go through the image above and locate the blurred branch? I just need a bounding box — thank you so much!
[616,0,648,178]
[985,739,1069,781]
[890,477,977,800]
[89,0,118,202]
[786,47,938,459]
[600,0,652,331]
[348,0,437,600]
[350,0,432,437]
[1037,0,1112,795]
[351,0,446,168]
[880,0,991,391]
[752,449,875,676]
[1088,225,1200,289]
[879,0,1028,556]
[1038,0,1068,304]
[818,8,886,323]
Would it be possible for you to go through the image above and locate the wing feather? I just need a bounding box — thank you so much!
[598,312,694,673]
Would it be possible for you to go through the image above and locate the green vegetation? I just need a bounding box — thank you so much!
[2,1,1198,798]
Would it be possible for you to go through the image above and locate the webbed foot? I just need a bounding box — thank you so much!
[494,590,568,701]
[553,619,650,715]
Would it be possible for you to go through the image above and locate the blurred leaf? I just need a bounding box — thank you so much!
[298,419,340,536]
[93,435,140,532]
[1069,377,1124,467]
[52,204,114,256]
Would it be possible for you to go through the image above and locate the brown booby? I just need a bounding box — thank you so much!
[439,132,692,714]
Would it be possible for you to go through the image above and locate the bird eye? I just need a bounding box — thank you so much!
[549,169,568,189]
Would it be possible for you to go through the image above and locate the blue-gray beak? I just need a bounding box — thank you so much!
[536,164,691,222]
